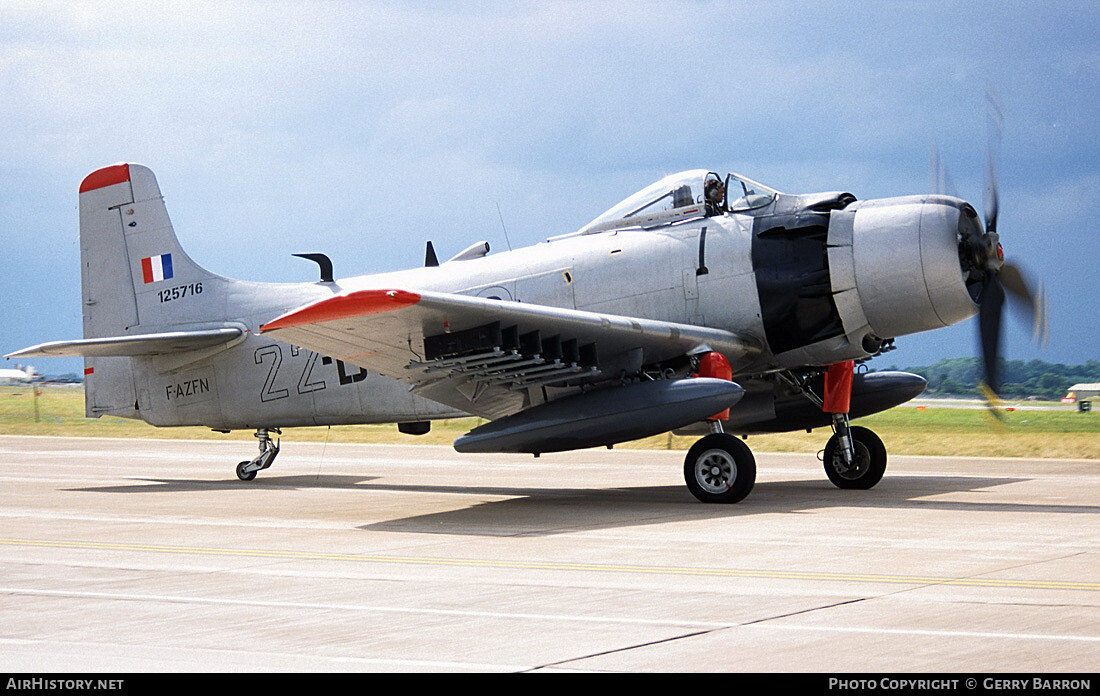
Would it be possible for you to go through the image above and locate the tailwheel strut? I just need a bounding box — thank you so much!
[236,428,281,481]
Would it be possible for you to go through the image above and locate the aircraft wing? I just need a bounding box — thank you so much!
[260,288,760,419]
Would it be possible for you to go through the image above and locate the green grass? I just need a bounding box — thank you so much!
[731,405,1100,459]
[2,385,1097,459]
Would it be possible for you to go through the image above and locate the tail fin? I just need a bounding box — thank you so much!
[79,163,225,337]
[77,163,228,417]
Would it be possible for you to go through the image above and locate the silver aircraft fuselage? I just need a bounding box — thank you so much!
[129,187,977,432]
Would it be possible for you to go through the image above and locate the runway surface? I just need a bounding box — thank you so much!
[0,434,1097,673]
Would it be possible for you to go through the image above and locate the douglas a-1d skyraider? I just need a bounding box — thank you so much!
[9,159,1044,503]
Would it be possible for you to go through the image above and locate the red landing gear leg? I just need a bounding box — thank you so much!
[696,351,732,434]
[821,361,887,489]
[824,360,855,467]
[683,351,757,503]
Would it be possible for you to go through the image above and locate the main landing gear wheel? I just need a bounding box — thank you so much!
[823,425,886,490]
[684,433,756,504]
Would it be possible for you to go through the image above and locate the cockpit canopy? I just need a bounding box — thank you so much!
[576,169,780,236]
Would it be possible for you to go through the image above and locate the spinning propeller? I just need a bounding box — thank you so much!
[947,91,1049,412]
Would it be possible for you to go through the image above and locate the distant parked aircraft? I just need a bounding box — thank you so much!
[0,365,40,386]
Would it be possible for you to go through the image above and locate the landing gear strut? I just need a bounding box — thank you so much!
[684,352,756,504]
[781,362,889,492]
[830,411,857,469]
[236,428,281,481]
[819,361,887,490]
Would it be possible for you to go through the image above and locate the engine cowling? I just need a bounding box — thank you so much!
[828,195,980,344]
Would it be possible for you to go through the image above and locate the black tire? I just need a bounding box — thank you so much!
[684,433,756,503]
[236,461,257,481]
[823,425,886,490]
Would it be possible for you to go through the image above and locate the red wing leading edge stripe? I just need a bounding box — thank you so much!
[260,289,422,332]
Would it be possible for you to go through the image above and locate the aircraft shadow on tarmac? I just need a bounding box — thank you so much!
[358,476,1100,536]
[70,474,383,494]
[69,472,1100,538]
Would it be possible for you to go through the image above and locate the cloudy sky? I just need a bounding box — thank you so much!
[2,0,1098,377]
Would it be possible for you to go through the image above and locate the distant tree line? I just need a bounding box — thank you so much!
[873,358,1100,400]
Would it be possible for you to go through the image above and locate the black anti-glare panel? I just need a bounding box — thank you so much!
[751,218,844,355]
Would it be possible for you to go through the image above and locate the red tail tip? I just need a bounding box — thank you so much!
[79,163,131,193]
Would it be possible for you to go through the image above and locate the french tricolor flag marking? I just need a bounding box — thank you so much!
[141,254,173,284]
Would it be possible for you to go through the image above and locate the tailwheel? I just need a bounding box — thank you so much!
[235,428,281,481]
[236,461,258,481]
[684,433,756,503]
[823,425,886,490]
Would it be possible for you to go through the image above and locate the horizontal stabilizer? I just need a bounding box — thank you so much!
[6,327,243,359]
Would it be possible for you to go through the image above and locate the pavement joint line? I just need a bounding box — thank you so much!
[3,537,1098,591]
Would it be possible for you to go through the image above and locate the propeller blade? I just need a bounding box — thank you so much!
[963,89,1046,418]
[998,261,1050,348]
[1038,285,1050,347]
[978,276,1005,397]
[929,139,958,198]
[984,86,1004,236]
[984,154,999,236]
[998,261,1030,300]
